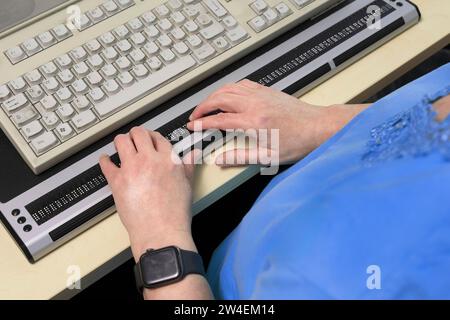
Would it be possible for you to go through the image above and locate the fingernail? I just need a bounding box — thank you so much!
[189,113,194,121]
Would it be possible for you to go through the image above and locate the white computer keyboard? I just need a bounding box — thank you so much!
[0,0,339,174]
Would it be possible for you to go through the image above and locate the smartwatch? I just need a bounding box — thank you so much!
[134,246,206,293]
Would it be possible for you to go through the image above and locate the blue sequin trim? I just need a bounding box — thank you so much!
[363,86,450,165]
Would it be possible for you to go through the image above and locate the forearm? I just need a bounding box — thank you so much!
[313,103,371,146]
[131,230,214,300]
[326,103,371,134]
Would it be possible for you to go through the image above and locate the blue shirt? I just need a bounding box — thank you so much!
[207,63,450,299]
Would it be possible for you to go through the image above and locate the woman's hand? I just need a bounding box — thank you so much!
[188,79,368,166]
[99,127,197,261]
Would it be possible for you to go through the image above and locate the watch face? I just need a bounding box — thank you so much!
[141,247,182,287]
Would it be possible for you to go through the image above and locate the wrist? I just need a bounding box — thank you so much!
[130,229,196,263]
[321,103,370,138]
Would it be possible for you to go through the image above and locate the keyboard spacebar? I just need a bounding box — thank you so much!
[94,56,197,118]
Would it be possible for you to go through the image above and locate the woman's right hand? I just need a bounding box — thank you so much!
[188,79,367,166]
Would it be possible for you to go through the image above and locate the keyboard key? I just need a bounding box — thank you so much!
[40,95,58,111]
[173,42,190,55]
[187,35,202,47]
[102,47,119,62]
[183,5,200,19]
[116,39,133,54]
[72,110,97,130]
[213,36,230,51]
[102,0,120,15]
[40,62,59,77]
[55,123,75,141]
[103,79,122,94]
[129,49,146,64]
[157,34,173,47]
[85,39,103,54]
[114,25,130,39]
[71,79,89,94]
[204,0,228,18]
[0,85,12,102]
[226,26,248,44]
[248,16,267,32]
[24,70,43,85]
[73,62,90,78]
[158,19,173,32]
[55,87,74,103]
[4,46,27,64]
[263,8,279,25]
[141,11,156,25]
[146,57,163,70]
[42,77,60,94]
[86,71,104,86]
[56,104,75,121]
[74,14,93,31]
[41,112,60,129]
[143,25,160,39]
[196,14,214,27]
[37,31,57,48]
[87,54,105,70]
[275,2,292,18]
[222,16,237,29]
[171,11,186,25]
[116,0,135,9]
[22,38,42,56]
[70,46,88,62]
[116,56,132,70]
[193,43,216,61]
[130,33,146,46]
[30,131,59,154]
[290,0,313,9]
[250,0,268,14]
[57,70,75,85]
[117,72,135,87]
[200,23,225,40]
[21,120,44,140]
[131,64,149,79]
[154,5,170,18]
[142,41,159,56]
[168,0,183,10]
[87,7,107,23]
[101,64,118,78]
[52,24,72,41]
[160,49,176,63]
[98,32,117,46]
[26,85,45,102]
[9,77,28,93]
[11,105,38,127]
[127,18,144,32]
[73,96,91,111]
[55,54,73,69]
[2,93,29,114]
[88,87,106,102]
[184,21,199,33]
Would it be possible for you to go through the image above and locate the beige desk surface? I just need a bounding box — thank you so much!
[1,0,449,300]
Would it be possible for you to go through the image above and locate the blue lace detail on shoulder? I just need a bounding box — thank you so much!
[363,86,450,165]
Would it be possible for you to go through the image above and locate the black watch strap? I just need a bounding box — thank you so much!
[134,246,205,293]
